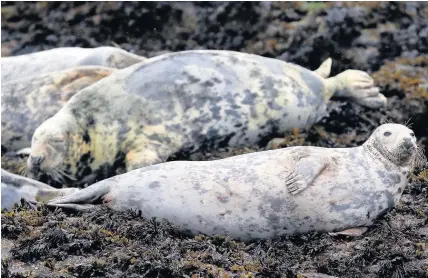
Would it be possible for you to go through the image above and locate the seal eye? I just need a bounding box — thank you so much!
[410,132,415,137]
[50,138,64,144]
[383,132,391,137]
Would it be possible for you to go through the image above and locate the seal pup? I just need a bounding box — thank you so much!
[27,50,387,187]
[1,169,79,211]
[36,124,421,240]
[1,66,115,152]
[1,46,145,83]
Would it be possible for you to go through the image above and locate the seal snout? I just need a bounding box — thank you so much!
[402,137,414,150]
[30,156,45,167]
[27,154,47,172]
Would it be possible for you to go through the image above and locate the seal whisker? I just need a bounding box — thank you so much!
[413,145,427,169]
[58,168,76,181]
[404,117,413,128]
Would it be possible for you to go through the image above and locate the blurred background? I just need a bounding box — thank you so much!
[2,1,427,73]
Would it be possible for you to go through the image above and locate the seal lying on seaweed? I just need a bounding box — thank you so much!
[27,50,387,187]
[23,124,423,240]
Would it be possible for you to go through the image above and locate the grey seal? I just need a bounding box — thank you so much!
[26,50,386,187]
[32,123,421,240]
[1,168,79,211]
[1,46,145,83]
[1,66,115,151]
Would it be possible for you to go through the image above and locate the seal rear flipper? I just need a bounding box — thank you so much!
[46,181,111,206]
[328,227,368,237]
[314,58,332,79]
[285,156,327,195]
[352,94,387,109]
[45,202,97,211]
[35,187,81,203]
[1,168,67,210]
[326,69,386,108]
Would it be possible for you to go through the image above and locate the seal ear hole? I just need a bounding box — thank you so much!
[383,131,391,137]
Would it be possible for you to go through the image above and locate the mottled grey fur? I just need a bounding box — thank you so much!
[1,66,115,151]
[1,169,78,211]
[1,46,145,83]
[39,124,417,241]
[29,50,385,187]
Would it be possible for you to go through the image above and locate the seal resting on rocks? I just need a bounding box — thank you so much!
[1,46,145,83]
[1,168,79,211]
[27,50,387,187]
[1,66,115,152]
[33,124,422,240]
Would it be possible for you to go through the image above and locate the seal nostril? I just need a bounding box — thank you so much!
[30,156,45,166]
[403,138,413,149]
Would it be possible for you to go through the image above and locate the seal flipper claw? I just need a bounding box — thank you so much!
[285,156,327,195]
[328,227,368,237]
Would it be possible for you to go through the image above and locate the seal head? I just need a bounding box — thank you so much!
[27,111,82,183]
[363,123,418,168]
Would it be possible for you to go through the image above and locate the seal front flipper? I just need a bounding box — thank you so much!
[125,144,174,171]
[285,156,327,195]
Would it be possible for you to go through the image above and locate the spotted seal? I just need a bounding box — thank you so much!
[27,50,387,187]
[1,66,115,151]
[35,124,421,240]
[1,46,145,83]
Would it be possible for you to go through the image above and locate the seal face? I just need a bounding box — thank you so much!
[27,50,386,187]
[1,66,115,151]
[38,124,418,241]
[1,46,145,83]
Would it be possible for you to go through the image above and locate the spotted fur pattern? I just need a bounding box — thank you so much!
[1,66,115,151]
[46,124,415,240]
[1,46,145,83]
[32,50,336,187]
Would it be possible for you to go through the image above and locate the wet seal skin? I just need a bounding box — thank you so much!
[26,50,387,187]
[1,46,146,83]
[29,123,421,241]
[1,66,116,151]
[1,168,79,211]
